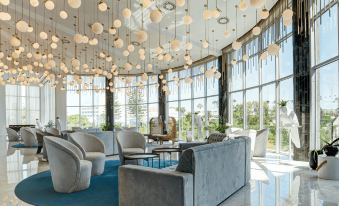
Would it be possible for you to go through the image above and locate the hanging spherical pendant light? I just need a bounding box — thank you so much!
[224,30,230,38]
[185,42,193,50]
[136,30,148,43]
[27,25,33,32]
[250,0,265,9]
[183,15,192,25]
[39,31,48,40]
[202,40,209,48]
[150,9,162,23]
[164,53,172,62]
[50,42,58,49]
[203,10,211,20]
[211,9,221,19]
[124,62,132,71]
[267,43,280,56]
[32,42,40,49]
[109,27,116,35]
[71,58,80,67]
[0,0,9,6]
[239,0,248,11]
[155,46,163,54]
[135,64,141,70]
[232,40,242,50]
[127,44,135,52]
[259,51,268,61]
[74,33,83,44]
[123,50,130,57]
[113,19,122,28]
[113,38,124,48]
[176,0,185,7]
[16,20,29,33]
[68,0,81,9]
[122,8,132,19]
[45,0,55,10]
[252,26,261,36]
[242,54,249,61]
[59,10,68,19]
[91,22,103,34]
[259,8,269,19]
[0,12,11,21]
[29,0,39,7]
[89,38,98,45]
[171,39,181,52]
[10,36,21,47]
[98,1,107,12]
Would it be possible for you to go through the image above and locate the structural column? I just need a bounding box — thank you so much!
[106,78,114,131]
[292,0,311,161]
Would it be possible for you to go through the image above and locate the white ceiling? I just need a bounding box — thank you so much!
[0,0,278,75]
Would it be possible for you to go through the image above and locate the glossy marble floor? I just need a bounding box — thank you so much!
[1,137,339,206]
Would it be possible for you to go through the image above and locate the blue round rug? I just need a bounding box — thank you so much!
[12,143,38,148]
[15,159,177,206]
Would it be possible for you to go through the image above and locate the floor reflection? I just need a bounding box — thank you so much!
[1,136,339,205]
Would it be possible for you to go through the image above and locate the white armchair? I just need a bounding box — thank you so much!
[44,136,92,193]
[20,127,38,146]
[117,131,146,164]
[6,128,20,142]
[253,129,269,157]
[46,127,60,136]
[69,132,106,176]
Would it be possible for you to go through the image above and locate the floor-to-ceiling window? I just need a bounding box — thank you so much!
[113,75,159,133]
[66,75,106,129]
[166,59,220,141]
[311,0,339,149]
[5,85,40,125]
[227,0,293,154]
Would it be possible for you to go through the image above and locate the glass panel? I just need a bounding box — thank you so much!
[262,84,276,152]
[262,56,276,84]
[94,106,106,128]
[231,62,243,91]
[207,96,219,132]
[206,77,218,96]
[114,105,125,128]
[149,84,159,103]
[179,100,192,141]
[193,75,205,98]
[246,55,259,88]
[149,103,159,120]
[67,90,80,107]
[246,88,259,130]
[138,104,147,133]
[279,37,293,78]
[80,107,93,128]
[194,98,206,140]
[80,90,93,106]
[67,107,80,129]
[167,81,178,101]
[316,61,339,148]
[180,79,191,100]
[94,90,106,106]
[231,92,244,128]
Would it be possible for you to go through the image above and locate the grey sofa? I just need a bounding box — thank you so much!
[119,136,251,206]
[44,136,92,193]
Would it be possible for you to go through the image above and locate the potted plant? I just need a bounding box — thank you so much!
[45,120,54,128]
[309,137,339,170]
[215,124,230,134]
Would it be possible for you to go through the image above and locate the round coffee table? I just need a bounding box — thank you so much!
[124,153,160,167]
[152,147,181,168]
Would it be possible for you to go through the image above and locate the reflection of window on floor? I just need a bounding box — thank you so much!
[5,85,40,125]
[66,75,106,129]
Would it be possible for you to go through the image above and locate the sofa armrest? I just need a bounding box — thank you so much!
[179,142,207,151]
[119,165,193,206]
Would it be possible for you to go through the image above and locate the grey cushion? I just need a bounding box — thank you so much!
[176,149,194,173]
[207,133,227,144]
[123,148,145,154]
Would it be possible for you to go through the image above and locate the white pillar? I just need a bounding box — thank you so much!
[0,85,6,136]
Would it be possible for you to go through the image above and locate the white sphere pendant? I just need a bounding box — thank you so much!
[91,22,103,34]
[136,30,148,43]
[150,9,162,23]
[68,0,81,9]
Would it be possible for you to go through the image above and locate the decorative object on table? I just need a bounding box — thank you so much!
[279,101,301,159]
[20,127,38,147]
[152,147,181,167]
[55,117,63,132]
[316,155,339,180]
[44,136,92,193]
[6,127,21,142]
[309,138,339,170]
[69,132,106,176]
[36,119,45,130]
[116,131,146,164]
[186,131,193,142]
[148,117,164,143]
[45,120,55,128]
[160,117,177,144]
[253,129,269,157]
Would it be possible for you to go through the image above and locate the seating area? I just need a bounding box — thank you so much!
[1,0,339,205]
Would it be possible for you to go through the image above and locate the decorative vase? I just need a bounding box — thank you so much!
[309,150,322,170]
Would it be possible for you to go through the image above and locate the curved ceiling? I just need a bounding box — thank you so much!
[0,0,278,76]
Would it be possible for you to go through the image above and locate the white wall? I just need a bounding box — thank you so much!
[55,84,67,130]
[0,85,6,136]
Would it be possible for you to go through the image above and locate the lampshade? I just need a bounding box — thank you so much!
[139,54,146,60]
[109,27,117,35]
[239,0,248,11]
[68,0,81,9]
[282,9,293,20]
[135,30,148,43]
[10,36,21,47]
[150,9,162,23]
[259,8,269,19]
[59,10,68,19]
[185,42,193,50]
[50,42,58,49]
[98,1,107,12]
[155,46,163,54]
[45,0,55,10]
[176,0,185,7]
[267,43,280,56]
[16,20,29,33]
[71,58,80,67]
[215,71,221,79]
[122,8,131,19]
[32,42,40,49]
[127,44,135,52]
[147,64,153,71]
[125,62,132,71]
[183,15,192,25]
[242,54,249,61]
[232,40,242,50]
[91,22,103,34]
[30,0,39,7]
[202,40,209,48]
[0,12,11,21]
[141,73,148,81]
[82,35,89,43]
[224,30,230,38]
[164,53,172,62]
[27,26,33,32]
[113,38,124,48]
[89,38,98,45]
[211,9,221,18]
[250,0,265,9]
[158,54,164,60]
[203,10,211,20]
[138,48,145,55]
[252,26,261,36]
[74,33,83,44]
[123,50,130,57]
[185,77,193,84]
[136,64,141,69]
[259,51,268,60]
[171,39,181,52]
[113,19,122,28]
[0,52,4,59]
[39,31,48,40]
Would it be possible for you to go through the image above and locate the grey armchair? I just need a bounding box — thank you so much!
[6,128,20,142]
[46,127,60,136]
[44,136,92,193]
[117,131,145,164]
[69,132,106,176]
[20,127,38,146]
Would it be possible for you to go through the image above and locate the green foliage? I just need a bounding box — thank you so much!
[278,100,288,107]
[45,120,54,128]
[215,124,230,133]
[101,123,111,131]
[67,114,90,128]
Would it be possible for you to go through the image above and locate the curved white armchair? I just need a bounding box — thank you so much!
[69,132,106,176]
[44,136,92,193]
[253,129,269,157]
[46,127,60,136]
[6,128,20,142]
[117,131,145,164]
[20,127,38,146]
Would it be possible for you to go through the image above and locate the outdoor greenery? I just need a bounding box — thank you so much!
[67,114,91,128]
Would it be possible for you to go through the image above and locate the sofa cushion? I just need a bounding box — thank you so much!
[175,149,194,173]
[207,133,227,144]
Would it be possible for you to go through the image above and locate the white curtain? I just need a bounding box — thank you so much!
[40,83,55,125]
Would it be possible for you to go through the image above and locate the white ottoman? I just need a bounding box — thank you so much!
[318,155,339,180]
